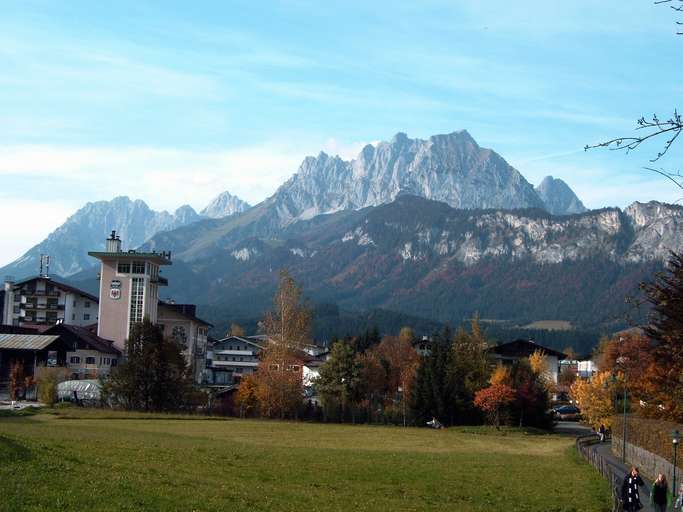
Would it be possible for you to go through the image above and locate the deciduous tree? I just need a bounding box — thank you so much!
[640,252,683,421]
[474,384,516,429]
[570,371,615,429]
[263,269,312,350]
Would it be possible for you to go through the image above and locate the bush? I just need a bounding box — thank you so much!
[36,367,68,406]
[612,415,683,463]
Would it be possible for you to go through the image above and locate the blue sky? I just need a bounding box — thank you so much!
[1,0,682,265]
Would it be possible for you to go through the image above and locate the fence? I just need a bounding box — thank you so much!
[576,434,625,512]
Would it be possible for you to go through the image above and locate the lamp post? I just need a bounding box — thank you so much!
[398,384,406,427]
[673,430,680,497]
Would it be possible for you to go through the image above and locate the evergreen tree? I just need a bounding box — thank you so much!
[317,341,362,422]
[103,318,194,411]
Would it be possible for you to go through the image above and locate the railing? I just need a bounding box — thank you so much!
[576,435,624,512]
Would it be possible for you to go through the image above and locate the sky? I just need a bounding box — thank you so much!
[1,0,682,266]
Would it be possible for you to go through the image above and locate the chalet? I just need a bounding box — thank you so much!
[2,276,98,328]
[205,335,267,385]
[44,324,121,380]
[486,339,567,384]
[0,326,120,399]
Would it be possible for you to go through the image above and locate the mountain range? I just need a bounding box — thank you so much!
[0,192,248,279]
[3,129,679,340]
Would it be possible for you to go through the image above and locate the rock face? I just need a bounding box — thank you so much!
[135,195,681,329]
[270,130,548,225]
[535,176,587,215]
[200,191,250,219]
[0,197,202,279]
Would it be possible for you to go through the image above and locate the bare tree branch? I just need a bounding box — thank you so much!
[643,167,683,190]
[585,111,683,161]
[655,0,683,32]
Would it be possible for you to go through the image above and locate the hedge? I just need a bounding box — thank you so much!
[612,415,683,463]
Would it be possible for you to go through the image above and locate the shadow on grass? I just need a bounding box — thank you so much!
[0,435,32,463]
[0,406,42,418]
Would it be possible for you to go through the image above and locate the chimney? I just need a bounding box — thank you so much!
[106,230,122,253]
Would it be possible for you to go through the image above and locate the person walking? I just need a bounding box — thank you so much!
[650,473,670,512]
[675,482,683,510]
[621,466,644,511]
[598,423,606,443]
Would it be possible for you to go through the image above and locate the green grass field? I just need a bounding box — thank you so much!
[0,409,609,512]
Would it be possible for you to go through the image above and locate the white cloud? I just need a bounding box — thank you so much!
[0,198,77,267]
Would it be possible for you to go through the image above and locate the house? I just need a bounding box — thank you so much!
[0,327,120,398]
[485,339,567,384]
[157,302,212,384]
[205,335,268,385]
[412,336,433,357]
[559,354,598,379]
[2,275,99,328]
[43,323,121,380]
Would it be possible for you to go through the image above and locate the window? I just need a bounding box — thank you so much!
[129,277,145,331]
[73,300,77,307]
[117,262,130,274]
[72,314,75,321]
[70,356,81,364]
[85,357,96,365]
[172,325,187,347]
[83,313,90,321]
[131,261,145,274]
[84,301,90,308]
[111,359,118,367]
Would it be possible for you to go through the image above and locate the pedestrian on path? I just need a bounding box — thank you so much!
[598,423,606,442]
[650,473,670,512]
[675,482,683,510]
[621,466,644,511]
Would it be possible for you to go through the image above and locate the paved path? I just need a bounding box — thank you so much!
[589,439,656,512]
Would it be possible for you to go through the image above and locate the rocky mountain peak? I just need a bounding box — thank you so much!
[267,129,550,227]
[535,176,587,215]
[200,191,250,219]
[0,197,202,279]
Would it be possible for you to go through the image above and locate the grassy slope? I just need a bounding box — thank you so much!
[0,410,609,512]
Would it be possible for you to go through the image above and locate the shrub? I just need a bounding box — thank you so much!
[36,367,69,406]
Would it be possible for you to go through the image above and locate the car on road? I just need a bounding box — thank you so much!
[552,405,581,421]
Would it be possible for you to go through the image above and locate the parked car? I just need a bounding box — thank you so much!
[553,405,581,421]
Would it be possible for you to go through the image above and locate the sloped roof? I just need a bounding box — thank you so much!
[214,335,267,350]
[158,301,213,327]
[13,276,99,303]
[486,339,567,359]
[44,324,120,355]
[0,334,60,351]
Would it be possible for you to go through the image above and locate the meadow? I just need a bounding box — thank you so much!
[0,408,609,512]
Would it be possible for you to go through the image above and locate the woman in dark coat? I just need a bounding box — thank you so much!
[621,466,644,511]
[650,473,670,512]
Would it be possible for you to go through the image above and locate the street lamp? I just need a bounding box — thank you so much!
[673,430,680,496]
[398,385,406,427]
